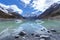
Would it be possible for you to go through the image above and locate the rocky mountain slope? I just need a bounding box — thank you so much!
[38,2,60,19]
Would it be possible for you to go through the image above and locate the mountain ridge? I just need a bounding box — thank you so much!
[38,2,60,19]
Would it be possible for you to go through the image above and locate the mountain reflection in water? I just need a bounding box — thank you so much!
[0,20,48,36]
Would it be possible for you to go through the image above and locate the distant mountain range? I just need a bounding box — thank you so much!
[38,1,60,19]
[22,11,42,19]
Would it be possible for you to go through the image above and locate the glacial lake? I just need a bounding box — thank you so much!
[0,19,60,32]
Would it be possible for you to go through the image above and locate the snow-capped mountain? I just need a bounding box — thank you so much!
[0,3,23,19]
[38,1,60,19]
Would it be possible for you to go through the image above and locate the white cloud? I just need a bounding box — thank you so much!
[31,0,46,12]
[20,0,31,7]
[0,3,23,14]
[45,0,60,5]
[31,0,60,12]
[20,0,31,4]
[9,5,23,14]
[0,3,9,9]
[0,3,9,13]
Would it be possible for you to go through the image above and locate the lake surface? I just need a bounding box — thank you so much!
[0,19,60,32]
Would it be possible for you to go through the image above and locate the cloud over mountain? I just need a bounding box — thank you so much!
[20,0,60,12]
[0,3,23,14]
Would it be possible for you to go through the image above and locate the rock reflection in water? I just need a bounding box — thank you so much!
[0,21,52,40]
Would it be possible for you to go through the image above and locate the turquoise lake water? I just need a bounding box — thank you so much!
[0,19,60,32]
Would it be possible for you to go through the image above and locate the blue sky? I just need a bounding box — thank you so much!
[0,0,60,16]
